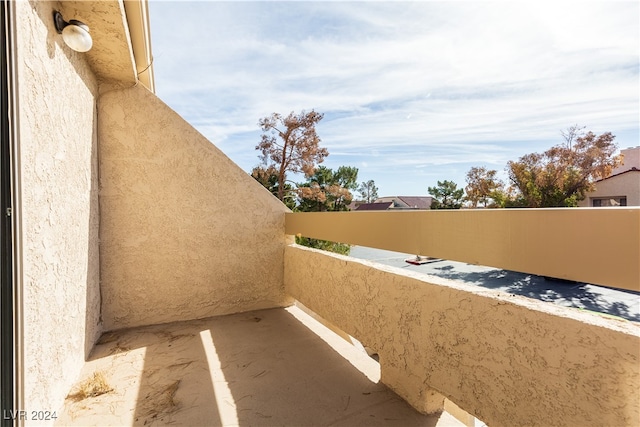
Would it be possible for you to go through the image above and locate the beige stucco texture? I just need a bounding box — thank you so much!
[285,244,640,427]
[98,85,291,331]
[15,0,102,417]
[61,0,137,86]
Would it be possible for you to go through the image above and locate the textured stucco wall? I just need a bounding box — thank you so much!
[577,171,640,207]
[98,85,291,331]
[15,0,101,419]
[62,0,137,85]
[285,244,640,427]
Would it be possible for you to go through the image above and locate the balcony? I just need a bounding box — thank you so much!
[57,305,465,426]
[57,208,639,426]
[11,2,638,426]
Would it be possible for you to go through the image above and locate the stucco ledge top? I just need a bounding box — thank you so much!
[286,244,640,337]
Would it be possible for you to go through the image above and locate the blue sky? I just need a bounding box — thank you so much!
[148,0,639,197]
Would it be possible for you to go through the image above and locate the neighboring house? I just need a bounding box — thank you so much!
[578,146,640,207]
[355,202,394,211]
[372,196,433,210]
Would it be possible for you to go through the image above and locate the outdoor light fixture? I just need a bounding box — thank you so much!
[53,11,93,53]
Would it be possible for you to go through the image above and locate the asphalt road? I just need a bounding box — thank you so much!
[349,246,640,323]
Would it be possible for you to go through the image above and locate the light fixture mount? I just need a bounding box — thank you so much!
[53,11,93,53]
[53,11,67,34]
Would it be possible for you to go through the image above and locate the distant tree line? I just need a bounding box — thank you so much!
[429,125,622,209]
[251,115,619,251]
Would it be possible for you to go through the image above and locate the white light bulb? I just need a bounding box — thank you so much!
[61,21,92,53]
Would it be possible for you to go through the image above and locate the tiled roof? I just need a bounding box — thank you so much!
[397,196,432,209]
[355,202,394,211]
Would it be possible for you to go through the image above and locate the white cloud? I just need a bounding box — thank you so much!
[149,0,639,195]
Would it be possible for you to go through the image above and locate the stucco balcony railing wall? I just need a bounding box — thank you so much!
[285,208,640,427]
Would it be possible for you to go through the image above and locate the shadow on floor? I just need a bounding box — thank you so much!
[206,307,447,426]
[57,307,462,426]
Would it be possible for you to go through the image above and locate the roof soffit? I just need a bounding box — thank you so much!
[61,0,137,86]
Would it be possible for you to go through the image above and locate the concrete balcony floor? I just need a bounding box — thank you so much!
[57,305,464,426]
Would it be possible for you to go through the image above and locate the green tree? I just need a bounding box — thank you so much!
[358,180,379,203]
[333,166,359,210]
[335,166,359,191]
[256,110,328,201]
[465,166,505,208]
[250,165,296,209]
[294,236,351,256]
[294,165,358,255]
[428,180,465,209]
[506,126,622,207]
[297,165,359,212]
